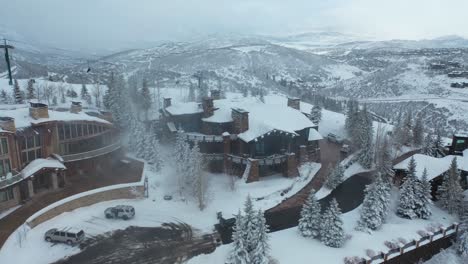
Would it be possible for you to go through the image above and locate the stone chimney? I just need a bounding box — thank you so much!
[232,108,249,134]
[211,90,221,100]
[0,117,16,133]
[287,97,300,110]
[70,101,82,114]
[202,97,214,118]
[163,97,172,108]
[29,102,49,120]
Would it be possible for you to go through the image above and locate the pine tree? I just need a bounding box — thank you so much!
[242,195,258,253]
[298,190,321,238]
[376,136,395,183]
[228,212,250,264]
[326,164,345,189]
[26,79,35,100]
[438,157,464,215]
[13,79,23,104]
[0,90,9,104]
[310,105,322,124]
[397,157,418,219]
[458,202,468,256]
[52,96,58,106]
[356,174,391,232]
[320,199,345,248]
[141,78,152,121]
[457,232,468,257]
[80,84,90,100]
[356,105,374,168]
[145,134,163,171]
[433,131,443,158]
[421,133,435,156]
[188,82,196,102]
[250,210,270,264]
[412,115,424,146]
[414,168,432,219]
[190,142,208,210]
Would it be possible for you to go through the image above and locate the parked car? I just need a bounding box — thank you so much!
[105,205,135,220]
[340,144,350,154]
[44,228,85,245]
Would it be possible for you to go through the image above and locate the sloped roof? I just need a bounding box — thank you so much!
[308,128,323,141]
[165,102,203,116]
[393,154,468,181]
[202,97,315,142]
[21,158,67,178]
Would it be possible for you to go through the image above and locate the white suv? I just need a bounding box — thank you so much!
[44,228,85,245]
[104,205,135,220]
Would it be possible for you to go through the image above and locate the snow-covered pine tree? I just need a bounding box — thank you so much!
[412,115,424,146]
[325,163,345,189]
[174,132,191,195]
[414,168,432,219]
[141,78,151,121]
[437,157,464,215]
[457,231,468,257]
[52,96,57,106]
[81,84,90,100]
[356,173,390,232]
[397,157,418,219]
[356,105,374,168]
[188,82,196,102]
[228,212,250,264]
[146,134,163,171]
[345,100,359,143]
[376,136,395,183]
[298,189,321,238]
[26,79,35,100]
[189,142,208,210]
[310,105,322,125]
[250,210,270,264]
[13,79,23,104]
[242,195,259,253]
[0,90,9,104]
[421,133,435,156]
[433,131,444,158]
[320,198,345,248]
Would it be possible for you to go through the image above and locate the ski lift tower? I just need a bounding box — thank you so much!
[0,39,15,85]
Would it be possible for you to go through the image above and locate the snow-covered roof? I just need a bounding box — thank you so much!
[201,97,315,142]
[308,128,323,141]
[393,154,468,181]
[165,102,203,116]
[21,158,66,178]
[1,107,110,129]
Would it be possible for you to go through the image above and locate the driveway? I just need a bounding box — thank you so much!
[54,224,217,264]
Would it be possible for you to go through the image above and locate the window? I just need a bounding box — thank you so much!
[255,140,265,155]
[0,138,8,155]
[20,135,42,165]
[0,189,14,202]
[0,158,11,178]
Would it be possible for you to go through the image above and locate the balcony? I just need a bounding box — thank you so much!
[62,141,121,162]
[0,170,22,189]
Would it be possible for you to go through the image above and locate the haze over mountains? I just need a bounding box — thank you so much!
[1,28,468,135]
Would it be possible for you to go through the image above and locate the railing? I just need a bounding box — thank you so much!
[62,141,121,162]
[183,132,237,143]
[226,154,288,165]
[345,223,459,264]
[204,153,224,161]
[0,170,23,189]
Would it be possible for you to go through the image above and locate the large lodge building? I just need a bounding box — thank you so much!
[0,101,120,212]
[160,91,323,182]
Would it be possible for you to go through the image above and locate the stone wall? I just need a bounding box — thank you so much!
[29,106,49,119]
[27,184,145,228]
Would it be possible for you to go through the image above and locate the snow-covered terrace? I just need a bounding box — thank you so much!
[393,153,468,181]
[0,158,65,189]
[0,107,110,129]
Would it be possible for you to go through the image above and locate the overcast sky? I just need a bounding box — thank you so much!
[1,0,467,52]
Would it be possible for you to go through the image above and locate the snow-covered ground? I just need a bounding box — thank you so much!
[0,157,320,264]
[189,191,457,264]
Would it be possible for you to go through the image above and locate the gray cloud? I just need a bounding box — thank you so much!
[0,0,467,52]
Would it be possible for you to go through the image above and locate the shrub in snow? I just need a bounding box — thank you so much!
[344,256,365,264]
[384,240,400,249]
[325,164,345,189]
[437,157,464,215]
[397,157,418,219]
[366,249,377,258]
[298,189,321,238]
[320,198,345,248]
[356,173,391,232]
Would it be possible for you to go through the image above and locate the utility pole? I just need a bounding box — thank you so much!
[0,39,15,85]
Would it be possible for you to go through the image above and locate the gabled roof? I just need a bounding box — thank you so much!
[21,158,66,178]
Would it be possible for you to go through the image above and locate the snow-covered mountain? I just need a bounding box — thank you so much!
[1,30,468,134]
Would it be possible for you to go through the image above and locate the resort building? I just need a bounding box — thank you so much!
[160,91,323,182]
[0,101,120,211]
